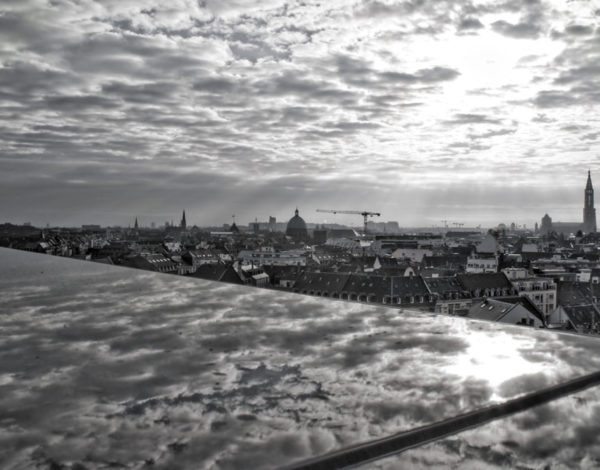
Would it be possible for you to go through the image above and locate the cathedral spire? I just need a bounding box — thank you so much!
[134,217,138,230]
[584,171,596,233]
[180,210,187,229]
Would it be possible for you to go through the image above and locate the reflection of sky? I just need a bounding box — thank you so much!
[2,248,600,469]
[373,385,600,469]
[443,327,544,398]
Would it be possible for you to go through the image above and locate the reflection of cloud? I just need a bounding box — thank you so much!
[391,386,600,470]
[3,248,600,469]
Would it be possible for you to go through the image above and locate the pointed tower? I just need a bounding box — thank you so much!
[180,210,187,229]
[134,217,139,230]
[583,171,597,233]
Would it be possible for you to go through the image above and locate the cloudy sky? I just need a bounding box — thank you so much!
[1,0,599,228]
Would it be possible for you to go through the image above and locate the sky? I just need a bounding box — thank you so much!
[4,247,600,469]
[0,0,599,228]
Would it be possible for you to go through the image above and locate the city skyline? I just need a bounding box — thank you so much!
[2,169,595,231]
[1,1,599,227]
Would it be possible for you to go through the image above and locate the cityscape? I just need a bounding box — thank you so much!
[2,0,600,469]
[2,171,600,335]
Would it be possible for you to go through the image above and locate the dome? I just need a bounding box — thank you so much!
[286,208,308,241]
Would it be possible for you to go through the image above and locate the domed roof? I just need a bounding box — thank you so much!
[287,208,307,230]
[286,208,308,240]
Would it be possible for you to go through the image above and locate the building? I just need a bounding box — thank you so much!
[341,274,434,307]
[423,277,471,315]
[584,170,597,233]
[181,249,220,271]
[262,265,303,288]
[391,246,432,263]
[293,272,352,297]
[508,275,557,318]
[456,272,515,298]
[551,281,600,333]
[313,226,328,245]
[188,263,243,284]
[466,232,500,273]
[466,297,545,328]
[120,253,178,274]
[541,171,596,235]
[285,208,308,242]
[237,248,307,266]
[290,272,434,308]
[466,256,498,273]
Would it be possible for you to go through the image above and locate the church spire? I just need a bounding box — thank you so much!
[180,210,187,229]
[134,217,138,230]
[584,171,596,233]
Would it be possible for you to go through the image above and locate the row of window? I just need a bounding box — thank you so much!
[516,284,553,291]
[293,290,434,304]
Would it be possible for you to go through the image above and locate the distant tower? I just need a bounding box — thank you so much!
[180,210,187,229]
[583,170,597,233]
[134,217,139,230]
[540,213,552,235]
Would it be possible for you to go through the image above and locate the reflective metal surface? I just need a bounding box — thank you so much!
[2,248,600,469]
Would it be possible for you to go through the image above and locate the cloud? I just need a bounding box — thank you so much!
[492,19,542,38]
[564,24,595,36]
[401,386,600,469]
[0,0,599,226]
[443,113,503,125]
[457,17,484,31]
[469,128,517,139]
[532,88,600,108]
[380,66,460,84]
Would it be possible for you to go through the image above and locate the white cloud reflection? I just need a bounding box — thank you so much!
[2,248,600,469]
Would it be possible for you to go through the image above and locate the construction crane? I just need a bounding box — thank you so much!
[316,209,381,235]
